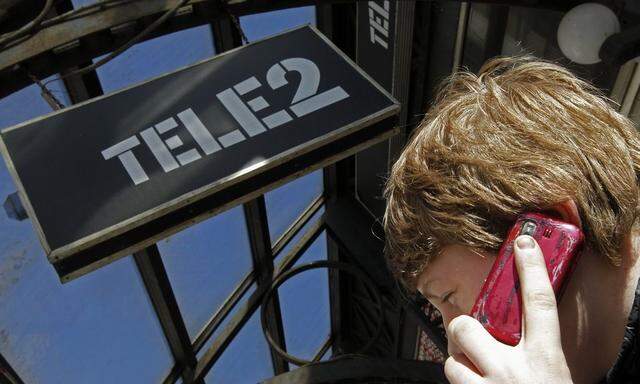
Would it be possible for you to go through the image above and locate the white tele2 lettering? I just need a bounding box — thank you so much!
[368,1,390,49]
[102,57,350,185]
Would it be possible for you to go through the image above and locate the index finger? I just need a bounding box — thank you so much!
[513,235,562,348]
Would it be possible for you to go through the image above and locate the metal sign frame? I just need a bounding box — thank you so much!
[0,25,399,282]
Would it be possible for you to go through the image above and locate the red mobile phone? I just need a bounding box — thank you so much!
[469,213,584,346]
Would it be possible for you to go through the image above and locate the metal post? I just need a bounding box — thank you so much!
[316,2,356,357]
[210,13,242,53]
[55,0,104,103]
[244,197,289,375]
[133,245,202,383]
[452,2,470,72]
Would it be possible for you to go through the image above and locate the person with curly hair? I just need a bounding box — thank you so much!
[384,56,640,384]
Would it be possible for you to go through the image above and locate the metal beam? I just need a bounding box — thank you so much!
[56,0,104,104]
[389,0,417,160]
[452,2,470,71]
[0,352,24,384]
[60,64,103,103]
[0,0,361,97]
[243,197,289,375]
[162,364,182,384]
[133,245,201,383]
[326,231,344,355]
[272,195,324,258]
[210,12,242,53]
[311,335,332,362]
[274,218,326,276]
[316,2,357,358]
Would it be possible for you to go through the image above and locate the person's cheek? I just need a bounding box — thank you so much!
[458,290,477,314]
[458,256,495,314]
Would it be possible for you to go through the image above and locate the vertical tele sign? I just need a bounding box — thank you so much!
[0,26,398,281]
[356,1,396,217]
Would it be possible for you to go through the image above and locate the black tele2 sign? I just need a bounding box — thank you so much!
[0,26,399,281]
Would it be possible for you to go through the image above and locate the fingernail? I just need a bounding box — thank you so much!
[516,235,535,249]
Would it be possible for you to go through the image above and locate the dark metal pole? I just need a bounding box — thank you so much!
[244,197,289,375]
[133,245,202,383]
[311,335,332,362]
[316,1,354,357]
[55,0,104,103]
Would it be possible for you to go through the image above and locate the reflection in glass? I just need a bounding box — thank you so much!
[462,4,620,92]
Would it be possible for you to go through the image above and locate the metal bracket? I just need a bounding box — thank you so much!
[3,192,27,221]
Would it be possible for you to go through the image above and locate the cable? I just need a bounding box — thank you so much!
[260,260,384,366]
[21,65,65,110]
[5,0,246,86]
[43,0,191,85]
[226,5,249,44]
[216,0,249,45]
[0,0,54,48]
[0,0,146,52]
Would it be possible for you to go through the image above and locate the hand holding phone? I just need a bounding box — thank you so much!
[470,213,584,345]
[445,235,574,384]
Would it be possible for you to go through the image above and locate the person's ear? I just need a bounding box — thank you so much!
[549,199,582,229]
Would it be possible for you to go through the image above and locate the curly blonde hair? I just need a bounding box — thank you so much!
[384,56,640,290]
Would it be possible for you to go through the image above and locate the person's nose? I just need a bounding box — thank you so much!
[440,309,464,357]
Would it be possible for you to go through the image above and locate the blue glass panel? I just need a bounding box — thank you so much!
[95,26,215,94]
[240,6,316,41]
[205,307,273,383]
[159,207,253,339]
[266,170,323,243]
[71,0,99,7]
[278,231,329,361]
